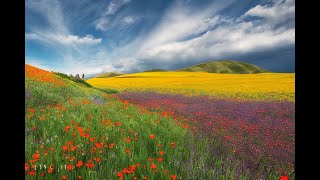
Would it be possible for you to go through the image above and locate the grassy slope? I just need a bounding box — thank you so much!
[177,60,270,74]
[25,65,252,179]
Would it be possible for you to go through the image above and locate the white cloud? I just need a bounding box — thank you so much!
[51,34,102,45]
[94,18,109,31]
[115,0,295,70]
[26,0,68,34]
[25,33,40,40]
[243,0,295,23]
[123,16,135,25]
[106,0,131,15]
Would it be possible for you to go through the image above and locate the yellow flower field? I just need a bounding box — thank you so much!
[87,72,295,101]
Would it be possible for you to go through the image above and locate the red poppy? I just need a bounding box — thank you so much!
[183,124,188,129]
[25,163,29,171]
[117,172,123,179]
[149,134,155,139]
[280,176,289,180]
[95,142,102,148]
[67,164,73,171]
[29,170,35,176]
[94,157,101,163]
[126,148,130,154]
[64,126,71,132]
[109,143,115,148]
[126,137,131,142]
[158,144,163,147]
[129,165,136,172]
[159,151,164,156]
[50,147,54,151]
[89,163,95,168]
[170,142,176,148]
[48,168,53,173]
[150,163,156,169]
[40,171,44,177]
[62,145,68,151]
[157,158,163,162]
[62,175,67,180]
[78,176,82,179]
[76,160,83,168]
[171,174,177,180]
[148,157,153,161]
[33,153,40,159]
[123,168,131,174]
[136,163,141,167]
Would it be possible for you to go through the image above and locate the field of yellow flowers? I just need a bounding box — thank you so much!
[87,72,295,101]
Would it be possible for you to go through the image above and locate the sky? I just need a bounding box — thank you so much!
[26,0,295,76]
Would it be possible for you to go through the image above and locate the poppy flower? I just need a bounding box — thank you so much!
[109,143,115,148]
[117,172,123,179]
[136,163,140,167]
[148,158,153,161]
[64,126,71,132]
[95,142,102,148]
[62,175,67,180]
[129,165,136,171]
[25,163,29,171]
[149,134,155,139]
[34,153,40,159]
[126,137,131,142]
[40,172,44,177]
[170,142,176,148]
[67,164,73,171]
[159,151,164,156]
[78,176,82,179]
[29,170,35,176]
[171,174,177,180]
[76,160,83,168]
[94,157,101,163]
[150,163,156,169]
[48,168,53,173]
[123,168,131,174]
[280,176,289,180]
[157,158,163,162]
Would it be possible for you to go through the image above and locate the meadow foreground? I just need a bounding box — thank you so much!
[26,65,295,179]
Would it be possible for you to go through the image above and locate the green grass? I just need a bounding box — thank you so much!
[177,60,270,74]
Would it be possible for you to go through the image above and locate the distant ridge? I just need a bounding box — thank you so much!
[143,68,167,72]
[177,60,270,74]
[94,72,124,78]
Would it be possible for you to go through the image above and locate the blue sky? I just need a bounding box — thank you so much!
[26,0,295,76]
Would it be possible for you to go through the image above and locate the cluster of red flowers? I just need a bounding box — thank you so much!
[25,64,66,86]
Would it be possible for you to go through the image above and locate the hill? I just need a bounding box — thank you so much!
[143,68,167,72]
[177,60,269,74]
[94,72,124,78]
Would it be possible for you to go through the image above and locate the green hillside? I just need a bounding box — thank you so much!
[177,60,270,74]
[94,72,124,78]
[143,68,167,72]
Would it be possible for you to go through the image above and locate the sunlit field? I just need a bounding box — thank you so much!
[25,65,295,179]
[87,72,295,101]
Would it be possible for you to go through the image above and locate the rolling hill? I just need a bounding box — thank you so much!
[143,68,167,72]
[177,60,270,74]
[94,72,124,78]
